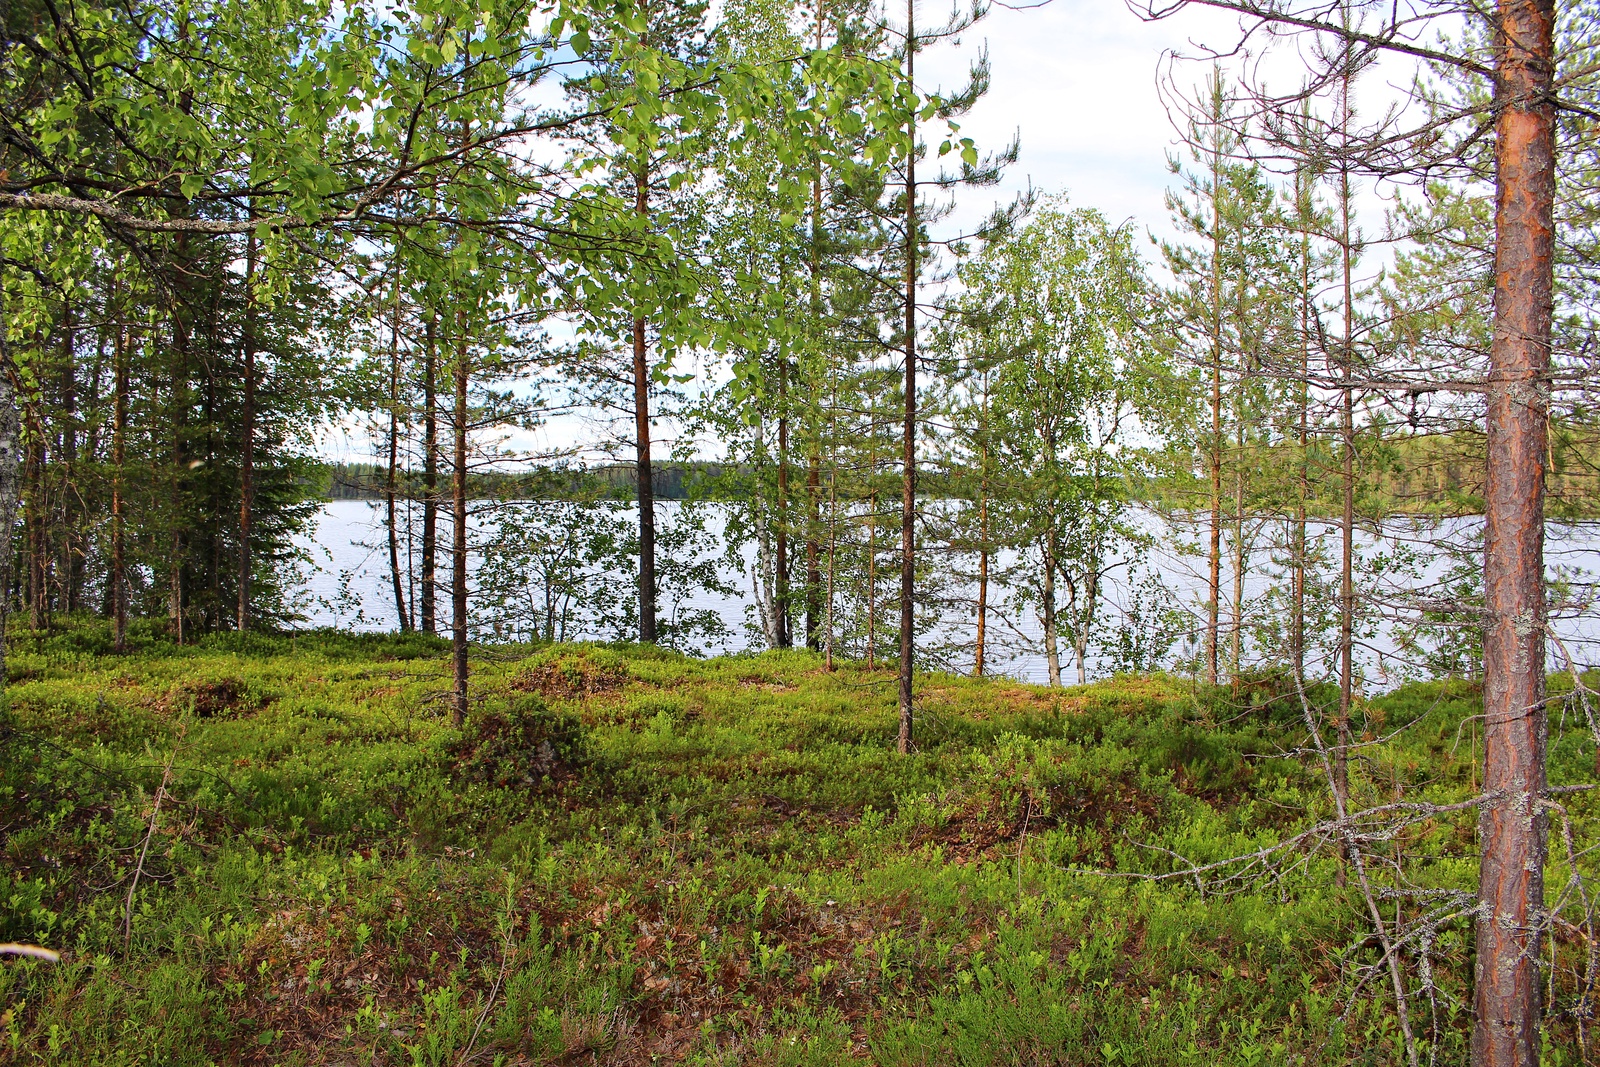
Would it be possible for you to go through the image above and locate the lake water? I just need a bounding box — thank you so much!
[292,499,1600,687]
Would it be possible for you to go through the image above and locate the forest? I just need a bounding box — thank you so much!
[1,0,1598,1064]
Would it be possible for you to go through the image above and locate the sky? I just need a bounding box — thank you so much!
[920,0,1427,247]
[919,0,1235,244]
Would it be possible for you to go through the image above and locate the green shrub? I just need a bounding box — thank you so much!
[448,695,588,789]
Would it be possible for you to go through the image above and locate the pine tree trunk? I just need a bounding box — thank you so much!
[824,359,837,670]
[809,114,827,658]
[1292,171,1311,687]
[0,278,21,678]
[237,221,257,631]
[1206,136,1224,687]
[1474,3,1554,1062]
[203,355,222,630]
[58,303,78,615]
[451,313,470,727]
[1335,156,1355,819]
[897,0,917,754]
[112,315,128,653]
[824,451,836,671]
[633,169,657,645]
[86,324,105,606]
[867,489,877,669]
[806,453,821,650]
[1231,461,1244,686]
[975,484,988,677]
[170,311,189,645]
[422,309,438,635]
[26,391,46,631]
[387,271,411,632]
[975,380,992,677]
[1229,344,1246,689]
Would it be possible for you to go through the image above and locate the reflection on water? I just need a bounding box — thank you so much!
[293,500,1600,688]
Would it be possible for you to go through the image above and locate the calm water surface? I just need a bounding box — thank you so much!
[293,500,1600,687]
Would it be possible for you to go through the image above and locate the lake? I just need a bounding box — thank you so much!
[293,499,1600,687]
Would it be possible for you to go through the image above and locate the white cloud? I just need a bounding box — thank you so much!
[916,1,1248,242]
[918,0,1429,250]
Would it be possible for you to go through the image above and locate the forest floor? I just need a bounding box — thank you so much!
[2,623,1596,1066]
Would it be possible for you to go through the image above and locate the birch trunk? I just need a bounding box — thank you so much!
[1041,547,1061,688]
[776,358,791,649]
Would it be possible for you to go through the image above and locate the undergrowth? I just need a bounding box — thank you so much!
[1,620,1595,1065]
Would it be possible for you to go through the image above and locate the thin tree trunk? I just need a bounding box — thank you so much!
[83,324,106,615]
[867,488,877,669]
[1077,570,1099,686]
[0,276,21,676]
[1474,2,1554,1062]
[26,389,45,631]
[806,453,821,650]
[203,352,222,630]
[422,309,438,635]
[976,477,988,677]
[809,103,826,656]
[1231,451,1245,685]
[112,314,128,653]
[776,358,791,648]
[1335,151,1355,820]
[1206,130,1224,687]
[897,0,917,754]
[1074,614,1088,685]
[1085,458,1113,687]
[170,310,189,645]
[451,311,470,727]
[0,59,15,627]
[755,462,780,649]
[1042,546,1061,687]
[824,444,836,671]
[1229,312,1246,690]
[237,219,257,631]
[386,269,411,631]
[58,302,77,615]
[824,351,837,670]
[633,170,657,645]
[1292,167,1311,687]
